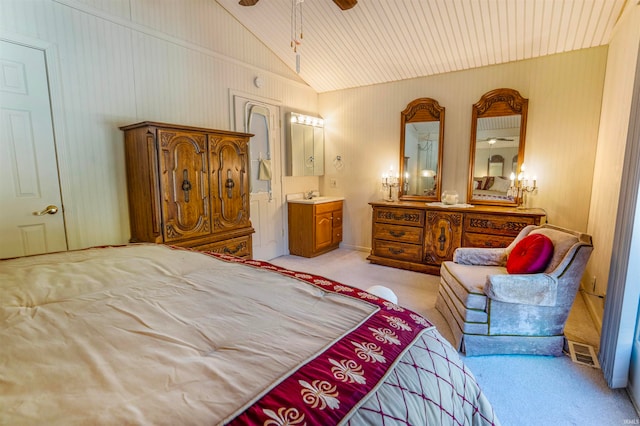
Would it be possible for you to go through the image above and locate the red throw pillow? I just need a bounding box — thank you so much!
[506,234,554,274]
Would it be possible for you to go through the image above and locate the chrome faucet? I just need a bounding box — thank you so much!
[305,190,315,200]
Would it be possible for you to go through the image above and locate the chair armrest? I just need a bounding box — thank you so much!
[485,273,558,307]
[453,247,507,266]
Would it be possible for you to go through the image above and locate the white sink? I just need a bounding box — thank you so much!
[288,196,345,204]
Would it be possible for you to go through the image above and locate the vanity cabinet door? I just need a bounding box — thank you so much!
[314,211,334,252]
[424,211,463,266]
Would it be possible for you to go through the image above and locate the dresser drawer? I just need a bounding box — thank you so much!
[372,239,423,262]
[192,235,252,258]
[332,210,343,228]
[373,223,423,244]
[463,232,515,248]
[374,207,425,227]
[464,213,536,237]
[333,227,342,243]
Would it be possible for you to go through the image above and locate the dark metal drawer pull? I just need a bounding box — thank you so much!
[438,226,446,250]
[389,247,405,255]
[223,244,243,255]
[389,230,406,238]
[181,169,192,202]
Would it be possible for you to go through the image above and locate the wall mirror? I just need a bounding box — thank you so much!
[399,98,445,201]
[467,88,528,206]
[285,112,324,176]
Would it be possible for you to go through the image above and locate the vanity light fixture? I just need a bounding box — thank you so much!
[290,112,324,127]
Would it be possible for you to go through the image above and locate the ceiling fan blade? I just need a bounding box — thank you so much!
[238,0,259,6]
[333,0,357,10]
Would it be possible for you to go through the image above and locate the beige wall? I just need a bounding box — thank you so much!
[1,0,319,249]
[319,48,608,252]
[584,4,640,328]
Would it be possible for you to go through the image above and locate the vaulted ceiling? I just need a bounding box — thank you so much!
[216,0,629,93]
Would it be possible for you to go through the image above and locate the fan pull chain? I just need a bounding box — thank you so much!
[291,0,304,73]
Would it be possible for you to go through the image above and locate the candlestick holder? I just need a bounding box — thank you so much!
[381,175,399,202]
[508,165,538,208]
[509,178,537,208]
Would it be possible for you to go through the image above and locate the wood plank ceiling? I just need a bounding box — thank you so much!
[215,0,629,93]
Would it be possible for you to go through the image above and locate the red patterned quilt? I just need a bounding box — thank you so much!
[213,254,499,426]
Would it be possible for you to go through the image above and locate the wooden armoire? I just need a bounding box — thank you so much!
[120,121,254,258]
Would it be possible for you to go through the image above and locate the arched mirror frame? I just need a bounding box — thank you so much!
[399,98,445,202]
[467,88,528,207]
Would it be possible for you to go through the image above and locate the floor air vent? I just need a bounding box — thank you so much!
[567,340,601,368]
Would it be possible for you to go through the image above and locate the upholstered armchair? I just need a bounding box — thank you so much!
[435,224,593,356]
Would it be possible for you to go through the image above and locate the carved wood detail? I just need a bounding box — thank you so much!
[474,88,527,115]
[378,211,422,223]
[403,98,443,121]
[467,218,529,233]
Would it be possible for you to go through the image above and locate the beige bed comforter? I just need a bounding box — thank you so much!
[0,244,498,425]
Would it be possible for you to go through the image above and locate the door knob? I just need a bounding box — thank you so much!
[33,205,59,216]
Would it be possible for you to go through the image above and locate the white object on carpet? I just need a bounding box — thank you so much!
[366,285,398,304]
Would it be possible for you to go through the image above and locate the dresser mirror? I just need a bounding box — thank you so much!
[285,112,325,176]
[467,88,528,206]
[399,98,445,201]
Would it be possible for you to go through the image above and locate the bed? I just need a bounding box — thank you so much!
[472,176,515,202]
[471,188,515,202]
[1,244,499,425]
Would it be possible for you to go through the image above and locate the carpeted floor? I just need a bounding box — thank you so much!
[269,248,637,426]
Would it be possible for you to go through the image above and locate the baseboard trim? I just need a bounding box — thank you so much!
[340,243,371,253]
[580,288,604,335]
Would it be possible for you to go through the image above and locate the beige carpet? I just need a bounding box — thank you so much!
[269,248,637,425]
[268,247,598,349]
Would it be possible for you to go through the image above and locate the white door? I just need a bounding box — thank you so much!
[233,95,284,260]
[0,41,66,258]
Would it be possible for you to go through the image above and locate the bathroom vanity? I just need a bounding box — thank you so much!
[288,196,344,257]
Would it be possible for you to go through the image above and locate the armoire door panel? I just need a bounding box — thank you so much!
[158,130,210,242]
[210,136,250,231]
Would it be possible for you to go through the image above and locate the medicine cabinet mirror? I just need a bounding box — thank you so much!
[285,112,324,176]
[399,98,445,202]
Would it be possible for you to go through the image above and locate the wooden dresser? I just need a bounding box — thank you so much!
[121,121,254,258]
[368,201,546,274]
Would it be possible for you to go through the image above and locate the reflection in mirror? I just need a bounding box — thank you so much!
[285,112,324,176]
[399,98,445,201]
[468,89,528,206]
